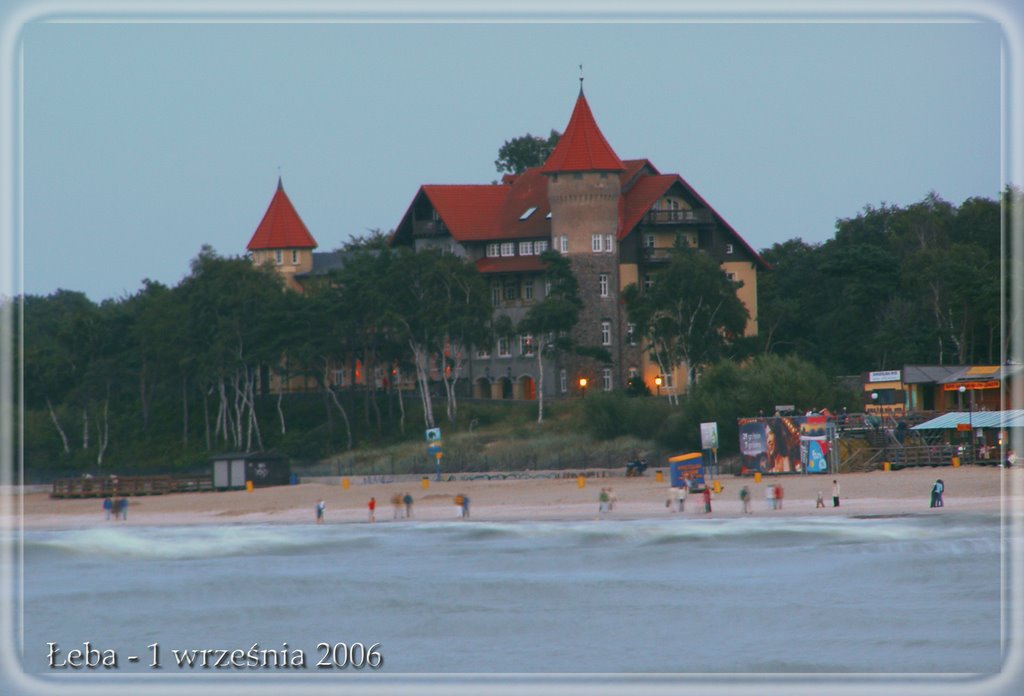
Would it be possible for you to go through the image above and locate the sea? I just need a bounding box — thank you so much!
[12,513,1013,685]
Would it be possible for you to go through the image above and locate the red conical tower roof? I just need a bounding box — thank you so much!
[541,89,624,174]
[246,178,318,251]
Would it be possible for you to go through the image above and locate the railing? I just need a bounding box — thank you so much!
[642,247,673,262]
[51,474,215,498]
[412,219,448,237]
[643,209,712,225]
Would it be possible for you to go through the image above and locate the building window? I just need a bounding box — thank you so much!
[521,334,534,357]
[500,242,515,257]
[503,281,518,302]
[627,367,639,380]
[559,368,567,393]
[643,234,655,249]
[491,282,501,307]
[476,346,491,359]
[599,273,609,298]
[601,320,612,346]
[274,250,283,265]
[663,373,674,388]
[684,233,697,248]
[523,279,534,300]
[520,206,537,220]
[560,236,569,254]
[498,338,511,358]
[486,243,500,258]
[534,240,548,254]
[725,243,734,255]
[602,368,612,391]
[604,234,614,253]
[519,241,533,256]
[592,234,602,253]
[725,271,737,282]
[626,323,637,345]
[291,250,299,265]
[643,274,654,290]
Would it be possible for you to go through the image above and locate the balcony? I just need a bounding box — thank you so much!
[642,247,673,262]
[413,219,449,237]
[643,209,713,225]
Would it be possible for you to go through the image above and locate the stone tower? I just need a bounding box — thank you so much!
[541,88,626,390]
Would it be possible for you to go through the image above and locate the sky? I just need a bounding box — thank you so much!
[10,4,1014,301]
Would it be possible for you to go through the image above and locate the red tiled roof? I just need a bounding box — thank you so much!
[621,174,677,236]
[421,185,507,241]
[541,91,624,173]
[246,178,318,251]
[474,256,548,274]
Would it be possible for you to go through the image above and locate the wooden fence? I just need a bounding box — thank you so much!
[51,474,214,499]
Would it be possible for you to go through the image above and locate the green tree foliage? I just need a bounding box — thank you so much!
[759,192,1003,373]
[623,243,748,403]
[494,130,561,175]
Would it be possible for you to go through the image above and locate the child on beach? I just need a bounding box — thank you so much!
[816,491,825,508]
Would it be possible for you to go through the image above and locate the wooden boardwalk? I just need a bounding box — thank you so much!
[51,474,214,499]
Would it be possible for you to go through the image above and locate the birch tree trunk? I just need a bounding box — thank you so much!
[277,390,286,435]
[82,407,89,450]
[410,341,435,429]
[326,385,353,450]
[46,398,70,454]
[536,349,545,424]
[96,393,109,467]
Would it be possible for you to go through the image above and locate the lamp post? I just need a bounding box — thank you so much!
[578,377,588,399]
[959,385,974,464]
[654,375,662,396]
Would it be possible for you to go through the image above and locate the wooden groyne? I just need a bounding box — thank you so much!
[51,475,214,499]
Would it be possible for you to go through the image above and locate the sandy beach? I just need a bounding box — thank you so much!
[5,464,1022,530]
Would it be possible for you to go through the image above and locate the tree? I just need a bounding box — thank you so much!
[518,251,583,423]
[494,130,561,175]
[623,244,748,404]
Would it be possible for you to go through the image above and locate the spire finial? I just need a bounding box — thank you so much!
[276,166,282,189]
[578,64,584,94]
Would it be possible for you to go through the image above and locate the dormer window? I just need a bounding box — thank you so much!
[520,207,537,221]
[725,243,734,255]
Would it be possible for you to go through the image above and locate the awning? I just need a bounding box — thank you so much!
[911,409,1024,430]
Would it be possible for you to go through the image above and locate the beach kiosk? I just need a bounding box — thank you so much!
[668,452,706,491]
[211,453,290,490]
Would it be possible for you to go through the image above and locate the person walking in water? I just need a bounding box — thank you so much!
[832,480,841,508]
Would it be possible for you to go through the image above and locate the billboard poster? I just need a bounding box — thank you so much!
[738,416,826,474]
[799,415,829,473]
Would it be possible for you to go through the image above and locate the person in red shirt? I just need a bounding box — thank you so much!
[368,497,376,523]
[702,486,712,514]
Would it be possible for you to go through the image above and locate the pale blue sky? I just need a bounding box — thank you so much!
[15,10,1010,300]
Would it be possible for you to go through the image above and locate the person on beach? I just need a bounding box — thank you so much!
[102,496,113,521]
[598,488,610,515]
[739,486,751,514]
[702,486,712,514]
[391,493,403,519]
[607,487,617,512]
[462,494,471,519]
[403,492,414,518]
[678,480,689,512]
[832,480,841,507]
[117,497,128,521]
[816,491,825,508]
[368,497,376,522]
[315,499,325,523]
[455,494,465,518]
[775,483,784,510]
[930,479,944,508]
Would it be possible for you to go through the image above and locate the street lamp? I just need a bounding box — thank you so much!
[654,375,662,396]
[959,385,974,464]
[578,377,588,399]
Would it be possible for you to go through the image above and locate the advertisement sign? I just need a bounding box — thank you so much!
[699,422,719,450]
[738,416,829,474]
[869,370,901,383]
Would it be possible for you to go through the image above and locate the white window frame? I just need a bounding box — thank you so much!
[559,368,567,393]
[643,274,654,291]
[643,234,655,249]
[534,240,548,254]
[626,323,637,346]
[486,243,500,258]
[491,282,501,307]
[291,249,299,265]
[497,337,511,358]
[521,334,535,357]
[604,234,614,253]
[500,242,515,257]
[599,273,609,298]
[519,241,533,256]
[725,243,734,255]
[476,346,491,359]
[602,368,613,392]
[523,279,534,301]
[503,281,518,302]
[274,250,283,265]
[591,234,603,253]
[601,320,612,346]
[560,235,569,254]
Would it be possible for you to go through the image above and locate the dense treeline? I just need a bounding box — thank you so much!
[758,189,1013,374]
[11,189,1011,474]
